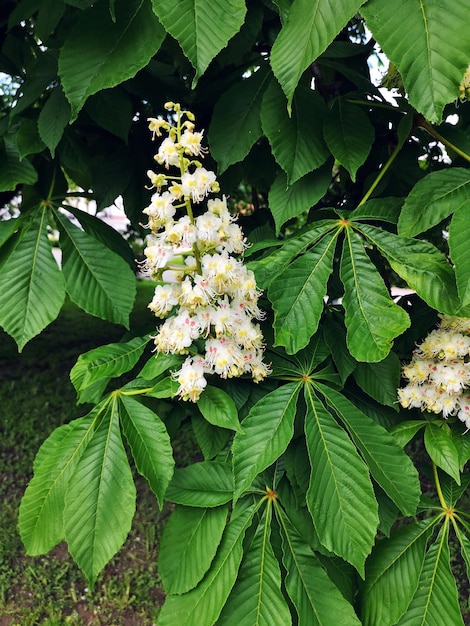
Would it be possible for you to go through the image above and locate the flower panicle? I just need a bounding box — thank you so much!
[142,102,271,401]
[398,314,470,431]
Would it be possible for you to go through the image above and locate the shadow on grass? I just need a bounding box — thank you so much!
[0,281,179,625]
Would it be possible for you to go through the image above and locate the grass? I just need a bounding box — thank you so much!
[0,280,186,625]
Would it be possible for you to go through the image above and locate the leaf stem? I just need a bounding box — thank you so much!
[357,140,402,206]
[120,387,155,396]
[417,116,470,163]
[432,461,449,510]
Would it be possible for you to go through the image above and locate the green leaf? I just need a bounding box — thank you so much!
[357,223,460,315]
[15,118,46,159]
[279,511,361,626]
[389,420,426,448]
[64,397,136,585]
[119,395,174,507]
[323,98,374,181]
[157,499,257,626]
[197,385,243,433]
[454,523,470,583]
[0,139,37,191]
[270,0,365,109]
[261,79,329,185]
[449,202,470,309]
[361,518,436,626]
[85,88,133,142]
[64,204,135,269]
[252,220,337,287]
[18,411,98,555]
[139,352,184,379]
[37,85,70,156]
[424,423,461,484]
[397,525,464,626]
[151,0,247,85]
[209,68,269,174]
[304,386,378,575]
[59,0,166,117]
[166,461,233,508]
[218,505,292,626]
[269,230,338,353]
[361,0,470,123]
[0,208,65,350]
[268,165,332,235]
[192,414,231,460]
[55,211,136,327]
[353,352,401,409]
[340,227,410,362]
[159,505,229,595]
[0,217,20,247]
[232,382,301,500]
[323,314,357,384]
[349,197,404,224]
[317,383,420,516]
[398,168,470,238]
[70,336,149,394]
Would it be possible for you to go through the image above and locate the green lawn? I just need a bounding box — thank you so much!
[0,281,175,625]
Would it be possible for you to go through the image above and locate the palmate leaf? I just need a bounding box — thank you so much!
[453,522,470,582]
[151,0,246,85]
[64,204,135,269]
[261,79,329,185]
[37,85,70,156]
[278,510,361,626]
[353,351,401,410]
[158,499,258,626]
[64,397,136,585]
[268,165,333,235]
[218,504,292,626]
[340,226,410,362]
[55,211,136,327]
[357,223,460,315]
[323,314,357,384]
[0,207,65,351]
[59,0,166,118]
[304,386,378,575]
[397,524,464,626]
[423,423,461,484]
[18,409,100,555]
[0,139,37,191]
[85,88,133,143]
[158,505,229,595]
[70,336,150,398]
[197,385,243,433]
[119,395,174,507]
[323,97,374,181]
[165,461,233,508]
[232,382,302,501]
[208,67,269,174]
[449,202,470,309]
[252,220,337,288]
[317,383,420,516]
[389,421,426,448]
[269,230,338,353]
[270,0,365,109]
[192,414,231,460]
[361,518,437,626]
[398,168,470,238]
[361,0,470,123]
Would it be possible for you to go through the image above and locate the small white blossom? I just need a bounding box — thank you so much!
[143,103,270,400]
[398,315,470,431]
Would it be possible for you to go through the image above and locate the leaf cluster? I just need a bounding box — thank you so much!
[2,0,470,623]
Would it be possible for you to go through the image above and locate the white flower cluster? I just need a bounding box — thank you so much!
[398,315,470,430]
[142,102,270,401]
